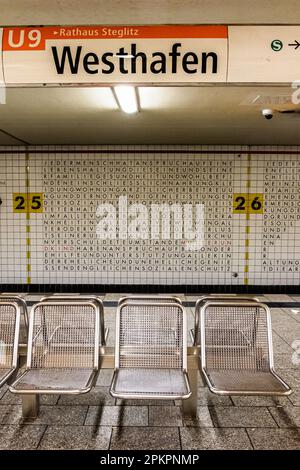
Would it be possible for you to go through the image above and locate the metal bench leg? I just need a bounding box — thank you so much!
[22,394,40,419]
[182,367,198,418]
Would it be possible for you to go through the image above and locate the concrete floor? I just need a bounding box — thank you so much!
[0,294,299,450]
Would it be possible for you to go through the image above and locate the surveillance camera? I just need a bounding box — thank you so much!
[262,109,274,120]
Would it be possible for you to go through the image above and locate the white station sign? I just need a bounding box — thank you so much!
[0,25,300,85]
[1,25,228,84]
[228,26,300,83]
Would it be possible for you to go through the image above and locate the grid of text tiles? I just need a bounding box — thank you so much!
[0,146,299,286]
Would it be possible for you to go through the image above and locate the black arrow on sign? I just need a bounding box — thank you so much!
[288,40,300,49]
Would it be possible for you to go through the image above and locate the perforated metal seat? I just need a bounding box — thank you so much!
[112,369,189,397]
[191,295,259,346]
[9,300,100,395]
[10,368,95,393]
[200,301,291,395]
[0,294,28,343]
[40,295,107,345]
[0,301,21,388]
[110,301,191,400]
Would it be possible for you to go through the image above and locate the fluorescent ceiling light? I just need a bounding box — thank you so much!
[113,85,139,114]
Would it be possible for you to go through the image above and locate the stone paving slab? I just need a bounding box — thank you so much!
[110,426,181,450]
[247,428,300,450]
[38,425,111,450]
[85,405,148,426]
[180,427,253,450]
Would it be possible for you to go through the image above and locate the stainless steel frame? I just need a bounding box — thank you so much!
[192,295,259,346]
[0,294,29,331]
[9,300,100,395]
[110,301,191,400]
[118,295,182,306]
[200,301,292,396]
[0,301,21,388]
[40,295,107,345]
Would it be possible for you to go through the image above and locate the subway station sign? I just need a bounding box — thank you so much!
[0,25,300,85]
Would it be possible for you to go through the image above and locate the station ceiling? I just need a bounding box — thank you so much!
[0,86,299,145]
[0,0,299,26]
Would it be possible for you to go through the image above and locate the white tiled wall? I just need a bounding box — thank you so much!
[0,145,299,287]
[0,151,27,283]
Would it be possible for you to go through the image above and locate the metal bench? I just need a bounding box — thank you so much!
[0,294,28,343]
[110,301,191,400]
[9,300,100,395]
[118,295,182,306]
[0,301,21,388]
[200,300,292,395]
[40,295,107,345]
[191,295,259,346]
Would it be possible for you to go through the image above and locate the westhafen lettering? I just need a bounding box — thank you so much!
[51,43,218,75]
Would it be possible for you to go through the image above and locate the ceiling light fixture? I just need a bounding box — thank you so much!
[112,85,140,114]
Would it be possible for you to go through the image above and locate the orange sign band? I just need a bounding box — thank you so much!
[2,25,228,51]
